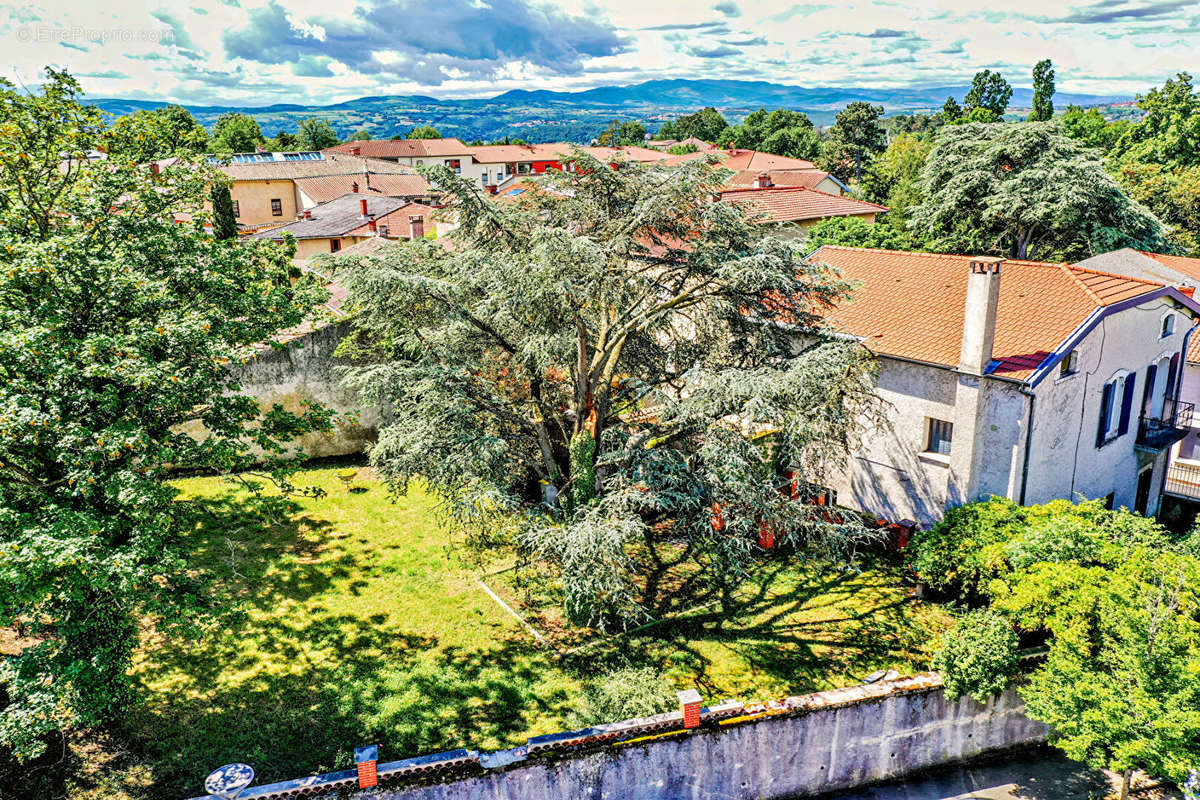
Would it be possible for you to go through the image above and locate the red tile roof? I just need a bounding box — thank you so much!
[723,169,842,190]
[325,138,472,159]
[294,173,432,204]
[1140,251,1200,283]
[811,246,1168,380]
[721,186,887,223]
[719,149,818,171]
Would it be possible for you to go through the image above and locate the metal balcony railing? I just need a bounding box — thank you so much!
[1137,399,1194,449]
[1166,459,1200,500]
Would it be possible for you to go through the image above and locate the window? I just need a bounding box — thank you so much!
[270,198,282,216]
[329,239,341,253]
[1059,349,1078,378]
[925,418,953,455]
[231,200,240,218]
[1161,313,1176,338]
[1097,371,1135,446]
[445,159,461,173]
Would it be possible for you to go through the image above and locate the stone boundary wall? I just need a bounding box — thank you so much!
[188,673,1048,800]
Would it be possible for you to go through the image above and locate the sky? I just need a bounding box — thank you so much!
[1,0,1197,106]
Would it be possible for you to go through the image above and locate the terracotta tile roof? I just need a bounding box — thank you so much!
[346,202,437,239]
[325,138,471,159]
[723,169,842,190]
[581,145,674,162]
[721,186,887,223]
[293,173,432,204]
[718,149,818,171]
[467,143,573,163]
[810,246,1168,381]
[1140,251,1200,283]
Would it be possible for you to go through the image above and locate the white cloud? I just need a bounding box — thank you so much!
[0,0,1197,103]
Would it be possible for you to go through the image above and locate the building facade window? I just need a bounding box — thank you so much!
[1097,370,1135,446]
[925,418,953,455]
[329,238,341,253]
[1161,313,1176,338]
[1059,349,1078,377]
[445,159,461,173]
[270,198,283,216]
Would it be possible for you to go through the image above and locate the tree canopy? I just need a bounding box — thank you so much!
[0,69,331,762]
[964,69,1013,118]
[820,102,885,183]
[1030,59,1055,122]
[718,108,820,160]
[210,112,263,153]
[656,107,729,143]
[407,125,442,140]
[597,120,647,147]
[296,117,340,150]
[103,105,208,162]
[909,122,1168,260]
[338,152,884,628]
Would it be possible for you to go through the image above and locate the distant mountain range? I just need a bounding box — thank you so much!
[92,78,1131,144]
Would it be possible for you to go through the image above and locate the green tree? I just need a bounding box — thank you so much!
[804,216,914,251]
[296,117,340,150]
[350,128,372,141]
[407,125,442,140]
[1112,72,1200,169]
[932,610,1019,703]
[211,183,238,240]
[1060,105,1128,153]
[718,108,820,160]
[210,112,263,153]
[909,122,1168,260]
[103,105,208,161]
[0,70,331,761]
[264,130,297,151]
[1030,59,1055,122]
[339,152,884,628]
[861,133,931,222]
[821,102,885,183]
[1116,162,1200,255]
[942,96,963,122]
[656,107,729,143]
[597,120,647,147]
[965,69,1013,118]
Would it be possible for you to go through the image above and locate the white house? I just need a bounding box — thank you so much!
[809,246,1200,527]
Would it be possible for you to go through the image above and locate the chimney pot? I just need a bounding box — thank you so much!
[304,209,312,220]
[352,181,360,193]
[960,256,1004,375]
[678,689,702,729]
[350,145,361,156]
[360,198,368,217]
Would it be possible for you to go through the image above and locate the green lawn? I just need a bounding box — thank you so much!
[76,462,951,800]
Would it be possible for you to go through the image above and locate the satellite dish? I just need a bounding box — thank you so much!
[204,764,254,800]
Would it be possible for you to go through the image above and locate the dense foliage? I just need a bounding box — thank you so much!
[909,122,1168,260]
[914,499,1200,792]
[1029,60,1056,122]
[296,117,340,150]
[569,666,678,726]
[407,125,442,140]
[656,107,729,143]
[210,111,263,153]
[803,216,914,251]
[0,70,331,761]
[597,120,647,147]
[964,69,1013,118]
[718,109,820,160]
[820,102,885,183]
[339,151,885,629]
[103,105,208,162]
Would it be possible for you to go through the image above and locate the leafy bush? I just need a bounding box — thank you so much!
[570,667,678,726]
[932,610,1019,702]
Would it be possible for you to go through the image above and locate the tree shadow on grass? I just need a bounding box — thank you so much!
[102,488,571,800]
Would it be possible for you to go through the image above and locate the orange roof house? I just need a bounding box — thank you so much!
[722,186,886,229]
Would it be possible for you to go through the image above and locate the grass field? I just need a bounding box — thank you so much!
[69,462,952,800]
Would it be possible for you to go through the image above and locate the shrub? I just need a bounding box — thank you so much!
[932,610,1019,702]
[570,667,678,726]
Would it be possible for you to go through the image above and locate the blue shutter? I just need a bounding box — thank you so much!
[1097,381,1113,446]
[1117,375,1136,436]
[1167,353,1180,398]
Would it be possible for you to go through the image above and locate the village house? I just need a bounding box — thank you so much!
[1074,248,1200,513]
[217,151,430,228]
[250,194,435,260]
[810,246,1200,527]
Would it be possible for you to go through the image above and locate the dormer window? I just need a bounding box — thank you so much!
[1060,349,1078,378]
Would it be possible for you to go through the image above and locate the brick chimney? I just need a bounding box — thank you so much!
[409,214,424,239]
[303,209,312,220]
[753,171,772,189]
[350,145,361,156]
[359,198,368,218]
[352,181,359,193]
[959,257,1003,375]
[367,215,377,232]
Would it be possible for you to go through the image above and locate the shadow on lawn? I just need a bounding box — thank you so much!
[569,557,930,699]
[112,489,568,800]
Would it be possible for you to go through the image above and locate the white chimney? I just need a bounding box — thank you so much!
[959,257,1003,375]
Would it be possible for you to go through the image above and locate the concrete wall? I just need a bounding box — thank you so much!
[1026,297,1189,513]
[232,320,377,458]
[195,674,1046,800]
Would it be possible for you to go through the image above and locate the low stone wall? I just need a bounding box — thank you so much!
[189,674,1047,800]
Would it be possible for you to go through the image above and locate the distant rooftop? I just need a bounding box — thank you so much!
[250,194,412,240]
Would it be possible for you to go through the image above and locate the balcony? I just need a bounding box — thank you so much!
[1137,398,1194,450]
[1166,459,1200,500]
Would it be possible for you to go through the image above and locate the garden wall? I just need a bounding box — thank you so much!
[189,673,1048,800]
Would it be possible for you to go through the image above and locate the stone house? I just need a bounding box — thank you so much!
[811,246,1200,527]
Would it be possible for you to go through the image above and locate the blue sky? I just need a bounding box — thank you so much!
[2,0,1197,104]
